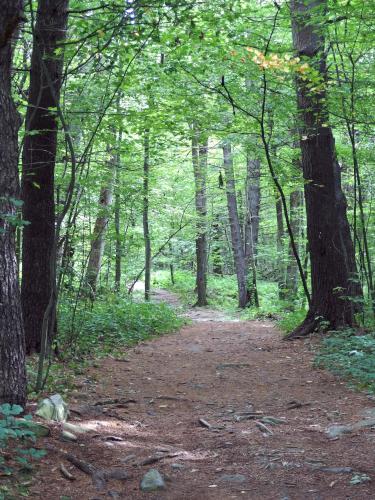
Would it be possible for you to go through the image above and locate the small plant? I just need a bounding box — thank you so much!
[350,473,371,485]
[0,404,46,476]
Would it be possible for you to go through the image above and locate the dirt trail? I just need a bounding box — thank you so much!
[31,290,375,499]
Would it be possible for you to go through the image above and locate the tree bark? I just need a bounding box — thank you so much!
[244,157,260,307]
[192,128,208,306]
[286,190,303,298]
[0,0,27,406]
[287,0,362,338]
[143,129,151,301]
[85,158,115,296]
[114,137,122,292]
[21,0,69,354]
[275,193,286,300]
[222,141,249,308]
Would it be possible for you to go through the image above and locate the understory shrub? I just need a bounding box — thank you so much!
[315,330,375,392]
[57,293,185,356]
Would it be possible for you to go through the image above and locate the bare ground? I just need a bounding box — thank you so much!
[29,289,375,499]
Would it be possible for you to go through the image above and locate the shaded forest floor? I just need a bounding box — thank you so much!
[29,289,375,499]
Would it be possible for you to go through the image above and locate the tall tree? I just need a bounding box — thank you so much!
[21,0,69,353]
[286,189,303,298]
[244,157,260,307]
[143,129,151,301]
[85,155,115,296]
[223,141,249,308]
[192,127,208,306]
[275,192,286,300]
[0,0,27,406]
[288,0,361,338]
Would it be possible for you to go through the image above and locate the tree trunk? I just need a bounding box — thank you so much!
[286,190,303,298]
[0,0,27,406]
[114,138,122,292]
[287,0,362,338]
[222,141,249,308]
[143,129,151,301]
[21,0,68,354]
[275,193,287,300]
[211,217,224,275]
[192,128,208,306]
[244,157,260,307]
[85,158,115,296]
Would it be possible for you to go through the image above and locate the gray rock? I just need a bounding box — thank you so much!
[326,417,375,438]
[219,474,246,483]
[326,424,351,438]
[63,422,87,434]
[36,394,68,422]
[319,467,353,474]
[140,469,166,492]
[171,463,184,470]
[61,430,78,442]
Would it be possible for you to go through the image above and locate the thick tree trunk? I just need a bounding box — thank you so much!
[222,141,249,308]
[244,157,260,307]
[0,0,27,406]
[288,0,362,338]
[21,0,68,354]
[143,129,151,301]
[85,161,115,296]
[192,128,208,306]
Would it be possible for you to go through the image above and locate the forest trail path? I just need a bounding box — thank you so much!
[33,291,375,499]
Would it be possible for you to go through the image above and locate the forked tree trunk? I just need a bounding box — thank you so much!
[244,157,260,307]
[192,128,208,306]
[287,0,362,338]
[143,129,151,301]
[21,0,68,354]
[0,0,27,406]
[222,141,249,308]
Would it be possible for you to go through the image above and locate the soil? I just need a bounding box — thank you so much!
[29,289,375,499]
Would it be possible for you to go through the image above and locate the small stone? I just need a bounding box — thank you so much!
[63,422,87,434]
[171,463,184,470]
[61,430,78,442]
[326,424,351,438]
[140,469,166,492]
[219,474,246,483]
[36,394,68,422]
[319,467,352,474]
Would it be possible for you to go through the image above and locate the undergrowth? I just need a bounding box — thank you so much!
[315,330,375,392]
[153,270,306,323]
[27,293,185,396]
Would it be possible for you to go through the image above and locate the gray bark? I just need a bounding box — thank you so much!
[0,0,27,406]
[244,157,260,307]
[192,127,208,306]
[222,141,249,308]
[85,156,115,295]
[143,129,151,301]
